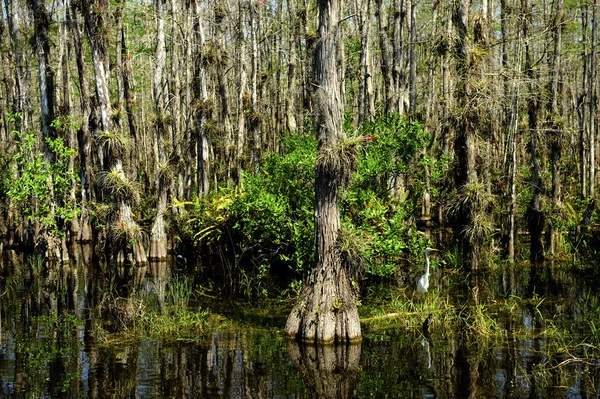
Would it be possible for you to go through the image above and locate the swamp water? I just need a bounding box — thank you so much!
[1,249,600,398]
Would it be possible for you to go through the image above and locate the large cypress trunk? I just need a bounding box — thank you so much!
[285,0,361,344]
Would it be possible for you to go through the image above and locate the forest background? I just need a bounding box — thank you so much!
[0,0,599,298]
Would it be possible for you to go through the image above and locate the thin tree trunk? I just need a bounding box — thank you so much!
[392,0,406,115]
[29,0,56,141]
[375,0,394,114]
[581,5,589,197]
[82,0,147,265]
[194,0,210,197]
[69,6,93,242]
[29,0,67,261]
[523,0,545,262]
[249,1,261,172]
[452,0,479,268]
[286,0,299,132]
[149,0,169,261]
[114,0,125,131]
[170,0,184,201]
[588,0,597,198]
[215,2,234,185]
[408,0,417,114]
[356,0,372,124]
[121,29,137,157]
[235,3,247,182]
[548,0,563,255]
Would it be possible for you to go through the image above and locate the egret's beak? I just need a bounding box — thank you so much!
[429,248,439,252]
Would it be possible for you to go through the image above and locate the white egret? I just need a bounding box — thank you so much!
[417,247,437,293]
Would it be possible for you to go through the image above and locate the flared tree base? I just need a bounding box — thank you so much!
[285,266,361,344]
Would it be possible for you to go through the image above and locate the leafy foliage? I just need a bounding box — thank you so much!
[183,116,432,297]
[183,132,316,297]
[342,115,430,278]
[354,116,428,191]
[3,115,80,239]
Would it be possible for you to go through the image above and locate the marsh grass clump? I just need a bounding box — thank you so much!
[97,296,146,332]
[135,306,210,341]
[97,276,211,343]
[458,303,502,338]
[358,281,564,342]
[360,288,458,333]
[27,254,45,278]
[168,275,194,308]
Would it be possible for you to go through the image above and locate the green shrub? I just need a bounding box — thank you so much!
[4,115,79,240]
[184,133,316,297]
[185,116,432,296]
[343,115,429,279]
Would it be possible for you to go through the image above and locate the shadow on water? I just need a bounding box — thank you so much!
[1,246,600,397]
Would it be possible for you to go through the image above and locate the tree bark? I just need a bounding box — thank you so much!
[451,0,480,269]
[587,0,597,199]
[193,0,211,197]
[28,0,56,141]
[170,0,184,202]
[375,0,394,114]
[393,0,406,115]
[82,0,147,265]
[249,0,261,173]
[149,0,169,261]
[408,0,417,114]
[214,2,234,186]
[356,0,373,124]
[70,6,94,243]
[523,0,545,262]
[547,0,563,255]
[286,0,361,344]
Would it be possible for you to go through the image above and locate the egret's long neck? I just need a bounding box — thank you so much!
[425,253,430,276]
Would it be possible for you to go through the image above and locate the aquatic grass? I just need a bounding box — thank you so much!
[358,283,539,341]
[457,302,502,338]
[94,275,216,343]
[135,306,210,341]
[168,275,194,308]
[444,246,463,268]
[360,288,459,333]
[96,301,212,344]
[27,254,44,277]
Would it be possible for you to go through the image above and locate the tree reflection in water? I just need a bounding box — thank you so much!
[2,250,600,397]
[286,341,361,399]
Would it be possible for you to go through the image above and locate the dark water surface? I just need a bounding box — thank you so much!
[1,249,600,398]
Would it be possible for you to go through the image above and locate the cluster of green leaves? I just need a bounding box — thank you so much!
[184,115,432,297]
[343,115,430,278]
[350,115,430,199]
[3,114,80,239]
[183,132,316,297]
